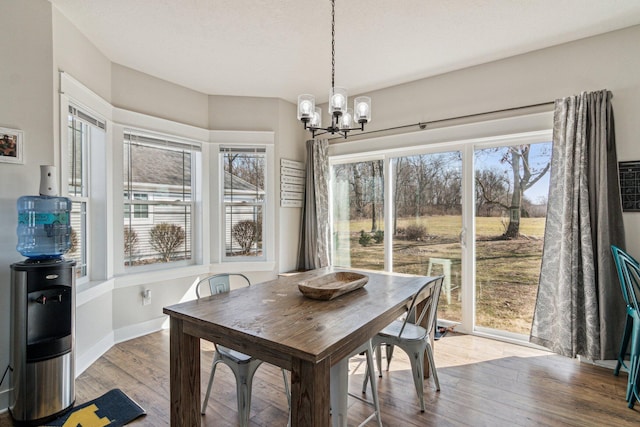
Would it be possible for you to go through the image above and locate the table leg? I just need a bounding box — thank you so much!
[169,317,201,426]
[330,359,348,427]
[290,357,330,426]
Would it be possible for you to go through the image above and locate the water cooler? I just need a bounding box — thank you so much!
[9,165,76,425]
[10,259,76,425]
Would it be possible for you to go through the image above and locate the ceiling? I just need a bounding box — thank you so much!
[50,0,640,104]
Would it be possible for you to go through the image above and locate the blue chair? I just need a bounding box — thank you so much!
[363,275,444,412]
[612,247,640,408]
[611,246,640,403]
[196,273,291,426]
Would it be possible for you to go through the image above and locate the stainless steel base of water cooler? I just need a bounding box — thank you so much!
[9,352,75,426]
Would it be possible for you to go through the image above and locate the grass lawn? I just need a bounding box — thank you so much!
[334,215,546,335]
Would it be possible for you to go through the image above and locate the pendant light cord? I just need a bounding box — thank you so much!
[331,0,336,90]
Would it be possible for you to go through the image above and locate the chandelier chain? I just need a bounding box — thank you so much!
[331,0,335,90]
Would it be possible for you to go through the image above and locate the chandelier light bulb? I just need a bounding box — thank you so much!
[311,107,322,127]
[300,100,313,116]
[332,94,345,110]
[357,102,368,117]
[340,108,353,130]
[297,94,315,121]
[354,96,372,124]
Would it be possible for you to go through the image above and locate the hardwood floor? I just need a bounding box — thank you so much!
[2,330,639,426]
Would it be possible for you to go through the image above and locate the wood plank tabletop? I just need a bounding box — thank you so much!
[163,267,428,369]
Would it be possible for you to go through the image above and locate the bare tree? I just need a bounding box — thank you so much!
[232,220,258,254]
[476,145,550,238]
[149,223,185,262]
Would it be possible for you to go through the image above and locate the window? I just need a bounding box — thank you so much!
[329,113,553,340]
[331,159,385,270]
[124,131,200,267]
[220,146,266,260]
[66,105,106,279]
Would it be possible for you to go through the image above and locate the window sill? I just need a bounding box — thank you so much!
[213,261,276,274]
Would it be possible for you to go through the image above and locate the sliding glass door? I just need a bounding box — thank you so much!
[329,129,552,339]
[473,142,551,335]
[331,159,385,271]
[390,152,463,324]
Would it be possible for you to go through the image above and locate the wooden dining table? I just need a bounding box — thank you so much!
[163,267,433,426]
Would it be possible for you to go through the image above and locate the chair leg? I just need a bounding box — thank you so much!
[376,343,383,378]
[201,352,222,414]
[385,344,395,371]
[234,361,261,427]
[362,361,370,393]
[615,314,633,376]
[407,349,426,412]
[425,343,440,391]
[626,322,640,402]
[364,341,383,427]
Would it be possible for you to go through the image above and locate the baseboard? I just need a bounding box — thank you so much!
[113,316,168,344]
[76,331,115,377]
[0,388,8,416]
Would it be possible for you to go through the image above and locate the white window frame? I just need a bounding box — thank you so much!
[122,129,201,271]
[60,94,110,286]
[220,146,267,262]
[210,131,275,271]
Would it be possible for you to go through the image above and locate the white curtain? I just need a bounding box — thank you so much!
[297,139,330,270]
[530,90,626,360]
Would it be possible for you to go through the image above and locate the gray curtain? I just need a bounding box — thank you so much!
[297,139,330,270]
[530,90,625,360]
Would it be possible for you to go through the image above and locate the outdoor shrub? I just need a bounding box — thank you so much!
[68,227,78,255]
[405,224,427,241]
[149,223,185,262]
[373,230,384,244]
[124,226,138,253]
[359,230,372,247]
[232,220,258,254]
[124,226,139,263]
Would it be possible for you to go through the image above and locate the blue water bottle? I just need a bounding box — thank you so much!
[16,165,72,260]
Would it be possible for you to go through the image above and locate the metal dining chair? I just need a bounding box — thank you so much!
[335,339,383,427]
[363,275,445,412]
[196,273,291,426]
[611,245,640,402]
[614,252,640,408]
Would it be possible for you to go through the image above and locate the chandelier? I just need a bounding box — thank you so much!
[297,0,371,139]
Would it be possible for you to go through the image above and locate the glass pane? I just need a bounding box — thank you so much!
[67,201,87,278]
[124,139,192,201]
[391,153,462,323]
[474,142,552,334]
[124,203,191,266]
[67,117,86,197]
[331,160,384,271]
[224,204,263,257]
[223,152,265,203]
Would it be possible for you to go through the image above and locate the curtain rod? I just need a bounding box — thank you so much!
[328,100,555,141]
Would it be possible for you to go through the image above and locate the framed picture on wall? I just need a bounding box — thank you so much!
[0,127,24,164]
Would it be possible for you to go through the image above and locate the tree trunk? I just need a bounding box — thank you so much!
[504,149,522,239]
